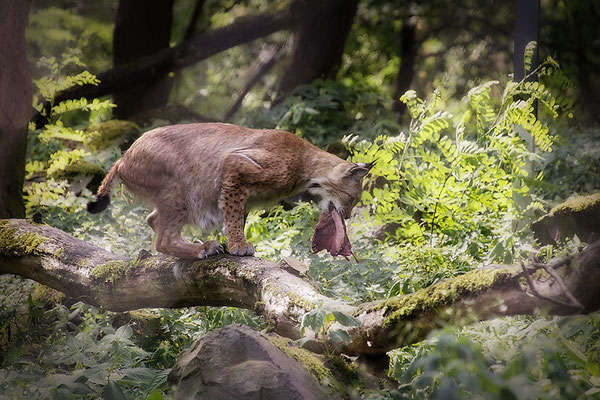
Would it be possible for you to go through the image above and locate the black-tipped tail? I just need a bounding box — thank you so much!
[87,195,110,214]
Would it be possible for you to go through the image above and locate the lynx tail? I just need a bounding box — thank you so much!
[87,161,120,214]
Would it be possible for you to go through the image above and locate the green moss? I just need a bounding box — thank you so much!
[287,292,313,311]
[77,258,92,269]
[378,266,518,326]
[31,283,65,305]
[267,336,334,384]
[198,258,239,273]
[324,355,359,386]
[549,193,600,216]
[0,221,48,256]
[90,253,174,284]
[86,120,140,150]
[90,260,133,284]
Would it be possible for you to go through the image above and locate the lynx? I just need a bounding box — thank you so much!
[88,123,370,259]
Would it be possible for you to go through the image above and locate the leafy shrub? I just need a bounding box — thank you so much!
[389,314,600,399]
[26,53,118,226]
[268,79,400,147]
[349,56,569,267]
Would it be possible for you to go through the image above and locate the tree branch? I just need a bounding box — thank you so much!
[224,43,282,120]
[32,4,299,126]
[1,219,599,356]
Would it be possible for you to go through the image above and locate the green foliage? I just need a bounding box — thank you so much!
[389,314,600,399]
[26,54,117,219]
[0,276,264,400]
[0,287,168,399]
[267,80,400,147]
[27,5,113,72]
[299,305,361,351]
[348,58,569,267]
[7,15,599,399]
[540,128,600,199]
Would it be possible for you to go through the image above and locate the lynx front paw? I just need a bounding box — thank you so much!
[228,241,254,256]
[196,240,224,259]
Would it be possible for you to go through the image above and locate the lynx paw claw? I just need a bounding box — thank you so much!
[228,242,254,256]
[196,241,223,259]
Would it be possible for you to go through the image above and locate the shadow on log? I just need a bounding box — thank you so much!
[1,218,599,356]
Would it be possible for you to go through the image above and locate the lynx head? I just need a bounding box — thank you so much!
[308,162,372,219]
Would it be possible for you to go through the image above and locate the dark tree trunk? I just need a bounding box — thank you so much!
[513,0,539,82]
[0,0,31,218]
[393,17,418,116]
[113,0,174,118]
[277,0,358,95]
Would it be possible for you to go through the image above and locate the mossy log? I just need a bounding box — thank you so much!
[2,218,600,356]
[532,193,600,245]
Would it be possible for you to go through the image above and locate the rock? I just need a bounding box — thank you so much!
[532,193,600,245]
[168,324,339,400]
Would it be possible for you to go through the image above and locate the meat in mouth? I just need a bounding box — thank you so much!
[311,202,357,262]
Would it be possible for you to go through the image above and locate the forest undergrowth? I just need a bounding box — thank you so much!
[1,53,600,399]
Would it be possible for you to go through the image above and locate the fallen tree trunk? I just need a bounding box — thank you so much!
[1,218,599,355]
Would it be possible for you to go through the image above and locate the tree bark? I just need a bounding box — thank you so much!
[392,17,418,116]
[1,218,599,356]
[0,0,32,218]
[113,0,175,118]
[276,0,358,95]
[31,5,298,127]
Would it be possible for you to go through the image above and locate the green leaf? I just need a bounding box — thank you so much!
[328,329,351,344]
[331,311,361,327]
[102,382,127,400]
[146,390,164,400]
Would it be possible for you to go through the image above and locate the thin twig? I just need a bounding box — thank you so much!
[520,261,582,310]
[532,261,583,310]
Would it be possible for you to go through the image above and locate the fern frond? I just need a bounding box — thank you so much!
[39,121,88,143]
[46,149,90,177]
[467,81,499,135]
[524,41,537,74]
[25,160,46,179]
[499,100,553,152]
[55,71,100,93]
[34,76,57,101]
[416,111,450,143]
[400,90,424,120]
[51,98,116,115]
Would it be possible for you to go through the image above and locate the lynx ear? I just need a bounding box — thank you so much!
[348,162,372,179]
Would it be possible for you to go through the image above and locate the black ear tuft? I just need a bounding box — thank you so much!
[87,194,110,214]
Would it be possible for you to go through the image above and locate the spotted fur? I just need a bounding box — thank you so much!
[88,123,370,259]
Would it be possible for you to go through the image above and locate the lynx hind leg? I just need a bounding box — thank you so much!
[221,188,254,257]
[149,209,223,259]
